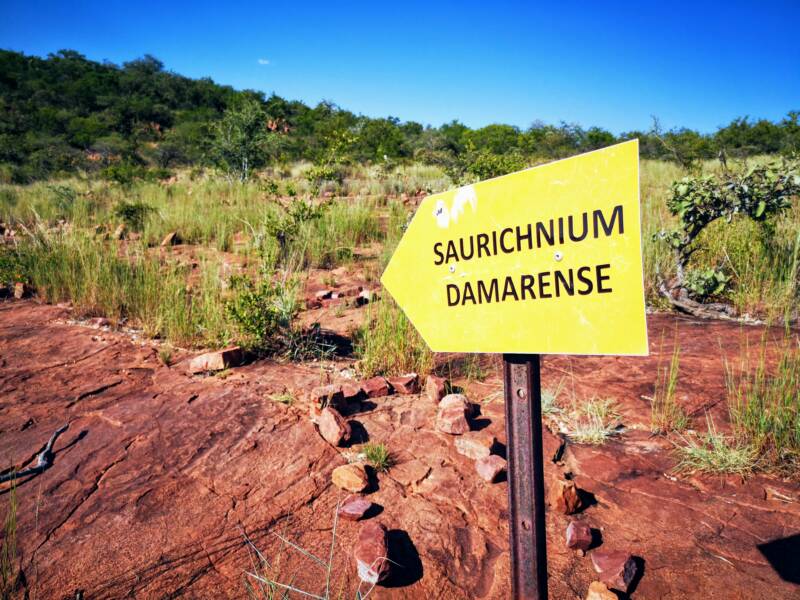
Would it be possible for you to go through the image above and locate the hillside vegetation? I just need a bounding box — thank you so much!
[1,49,799,184]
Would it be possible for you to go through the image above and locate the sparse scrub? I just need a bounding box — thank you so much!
[1,483,18,599]
[726,337,800,474]
[651,341,687,433]
[7,229,230,346]
[355,297,433,378]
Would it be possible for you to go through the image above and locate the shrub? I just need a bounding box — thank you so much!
[113,200,154,231]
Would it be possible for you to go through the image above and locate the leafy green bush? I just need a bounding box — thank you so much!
[465,150,527,181]
[659,158,800,304]
[684,268,730,300]
[113,200,154,231]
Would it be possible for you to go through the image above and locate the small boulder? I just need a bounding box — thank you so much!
[13,282,26,299]
[476,455,507,482]
[585,581,618,600]
[440,393,477,417]
[454,430,497,460]
[354,522,391,584]
[425,375,447,403]
[337,494,373,521]
[436,405,470,435]
[591,551,637,593]
[361,376,390,399]
[309,384,345,409]
[188,346,243,373]
[160,231,180,246]
[341,382,364,403]
[314,289,333,300]
[566,521,593,552]
[318,407,351,446]
[549,478,583,515]
[387,373,419,394]
[332,463,369,493]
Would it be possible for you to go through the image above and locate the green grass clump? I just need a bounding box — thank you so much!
[675,417,758,476]
[355,298,433,378]
[362,442,393,472]
[651,341,688,433]
[726,337,800,473]
[562,398,622,445]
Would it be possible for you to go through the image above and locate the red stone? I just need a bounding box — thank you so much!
[308,384,344,409]
[476,455,507,482]
[188,346,243,373]
[591,550,637,592]
[317,407,351,446]
[361,376,390,398]
[566,521,593,552]
[387,373,419,394]
[549,478,583,515]
[354,521,391,584]
[341,382,364,402]
[337,494,372,521]
[436,405,470,435]
[425,375,447,403]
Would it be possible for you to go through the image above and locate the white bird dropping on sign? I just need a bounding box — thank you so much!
[434,184,477,228]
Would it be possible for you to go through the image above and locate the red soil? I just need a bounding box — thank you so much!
[0,300,798,599]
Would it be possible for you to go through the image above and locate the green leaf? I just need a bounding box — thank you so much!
[755,200,766,218]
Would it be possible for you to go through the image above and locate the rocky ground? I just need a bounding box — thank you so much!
[1,299,799,599]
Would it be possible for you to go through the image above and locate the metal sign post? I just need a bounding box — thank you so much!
[504,354,548,600]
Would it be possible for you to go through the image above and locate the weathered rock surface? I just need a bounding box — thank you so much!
[454,430,497,460]
[13,281,27,299]
[2,303,799,599]
[566,521,593,552]
[550,478,583,514]
[585,580,618,600]
[309,383,344,408]
[436,405,470,435]
[317,407,351,446]
[591,551,637,593]
[476,455,507,483]
[354,522,390,584]
[188,346,243,373]
[424,375,447,403]
[337,495,373,521]
[361,376,390,398]
[332,463,369,493]
[387,373,419,394]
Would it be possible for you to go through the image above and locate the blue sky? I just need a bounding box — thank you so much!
[1,1,798,133]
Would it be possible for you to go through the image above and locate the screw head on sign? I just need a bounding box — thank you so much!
[449,264,456,273]
[554,251,563,261]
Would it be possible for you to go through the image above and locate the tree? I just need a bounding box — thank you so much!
[209,97,279,182]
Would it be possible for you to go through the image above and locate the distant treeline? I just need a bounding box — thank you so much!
[1,49,798,183]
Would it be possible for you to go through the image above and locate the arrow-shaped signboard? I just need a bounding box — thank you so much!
[381,139,648,356]
[381,140,648,600]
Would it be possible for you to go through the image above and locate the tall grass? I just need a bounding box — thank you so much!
[651,339,687,433]
[1,482,17,600]
[12,230,230,347]
[726,336,800,473]
[355,297,433,377]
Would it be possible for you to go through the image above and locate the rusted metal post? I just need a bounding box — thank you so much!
[503,353,548,600]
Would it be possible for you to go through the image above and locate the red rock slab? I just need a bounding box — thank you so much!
[386,373,419,395]
[360,376,390,398]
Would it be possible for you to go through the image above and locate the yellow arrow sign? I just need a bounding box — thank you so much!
[381,140,648,355]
